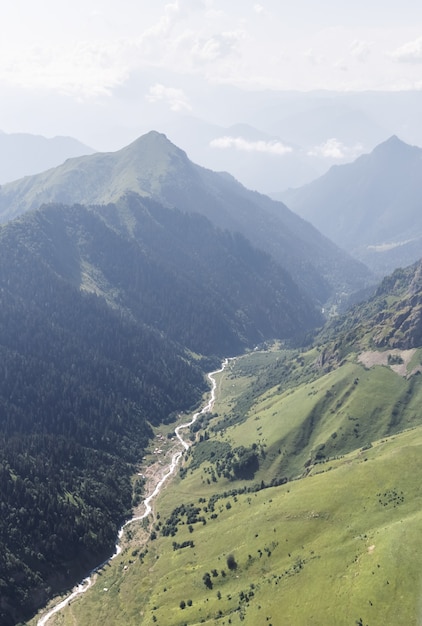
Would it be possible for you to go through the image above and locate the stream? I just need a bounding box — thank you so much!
[37,359,229,625]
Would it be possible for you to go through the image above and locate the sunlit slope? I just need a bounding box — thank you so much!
[42,423,422,626]
[38,349,422,626]
[214,358,422,480]
[0,131,371,303]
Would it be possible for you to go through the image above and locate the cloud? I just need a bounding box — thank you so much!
[192,31,245,63]
[0,40,132,98]
[305,49,326,66]
[307,138,363,160]
[146,83,192,111]
[140,1,212,41]
[334,59,348,72]
[391,37,422,63]
[210,136,292,155]
[350,40,371,62]
[0,3,233,98]
[139,2,182,42]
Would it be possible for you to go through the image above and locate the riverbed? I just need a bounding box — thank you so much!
[36,359,229,625]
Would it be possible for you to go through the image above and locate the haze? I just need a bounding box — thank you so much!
[1,1,422,191]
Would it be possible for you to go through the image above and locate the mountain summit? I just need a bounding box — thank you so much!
[0,131,370,303]
[282,135,422,275]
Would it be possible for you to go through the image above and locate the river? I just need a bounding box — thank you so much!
[37,359,229,626]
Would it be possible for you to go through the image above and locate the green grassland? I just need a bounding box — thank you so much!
[30,348,422,626]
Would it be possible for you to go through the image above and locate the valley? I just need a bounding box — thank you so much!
[0,131,420,625]
[3,4,422,624]
[34,361,230,626]
[28,344,422,626]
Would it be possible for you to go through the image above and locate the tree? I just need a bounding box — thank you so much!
[226,553,238,570]
[203,572,213,589]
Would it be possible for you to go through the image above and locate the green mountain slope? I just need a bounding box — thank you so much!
[29,257,422,625]
[0,131,371,303]
[41,348,422,626]
[0,192,324,625]
[317,259,422,366]
[282,135,422,275]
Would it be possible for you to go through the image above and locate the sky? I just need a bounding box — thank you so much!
[1,1,422,149]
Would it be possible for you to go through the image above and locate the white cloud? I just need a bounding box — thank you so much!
[2,2,422,102]
[146,83,192,111]
[0,40,132,97]
[391,36,422,62]
[307,138,363,160]
[192,31,245,63]
[210,136,293,155]
[350,40,371,62]
[334,59,349,72]
[138,2,181,41]
[305,49,326,66]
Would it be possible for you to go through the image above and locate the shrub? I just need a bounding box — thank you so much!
[226,553,238,570]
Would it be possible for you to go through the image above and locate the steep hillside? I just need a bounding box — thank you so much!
[28,257,422,625]
[0,193,324,625]
[13,194,322,353]
[0,131,371,303]
[317,259,422,364]
[0,131,94,184]
[37,345,422,626]
[282,135,422,275]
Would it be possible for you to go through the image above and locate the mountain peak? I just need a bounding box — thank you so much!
[116,131,190,176]
[282,133,422,275]
[384,134,403,145]
[372,134,417,157]
[130,130,170,145]
[124,130,187,157]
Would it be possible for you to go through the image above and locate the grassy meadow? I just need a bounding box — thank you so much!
[29,347,422,626]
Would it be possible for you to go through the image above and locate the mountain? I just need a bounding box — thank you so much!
[0,130,371,304]
[158,116,322,192]
[41,256,422,626]
[261,101,387,149]
[0,192,324,625]
[281,136,422,275]
[317,259,422,361]
[0,131,94,184]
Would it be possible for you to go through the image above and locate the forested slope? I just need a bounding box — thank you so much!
[0,193,322,625]
[0,131,372,304]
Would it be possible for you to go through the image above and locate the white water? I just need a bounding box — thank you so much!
[37,359,229,626]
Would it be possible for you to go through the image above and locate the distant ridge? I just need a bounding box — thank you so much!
[282,135,422,275]
[0,191,323,623]
[0,131,371,304]
[0,131,94,184]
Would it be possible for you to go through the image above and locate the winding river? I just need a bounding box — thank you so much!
[37,359,229,626]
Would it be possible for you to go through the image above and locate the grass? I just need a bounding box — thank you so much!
[29,348,422,626]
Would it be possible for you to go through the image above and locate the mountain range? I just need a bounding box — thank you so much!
[33,254,422,626]
[50,78,422,194]
[0,131,94,184]
[0,130,371,304]
[281,135,422,276]
[1,128,420,624]
[0,186,324,624]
